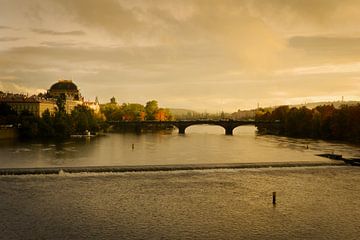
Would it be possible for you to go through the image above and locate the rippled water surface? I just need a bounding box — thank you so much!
[1,126,360,239]
[1,126,359,168]
[0,167,359,239]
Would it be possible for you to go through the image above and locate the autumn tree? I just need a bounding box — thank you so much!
[145,100,159,120]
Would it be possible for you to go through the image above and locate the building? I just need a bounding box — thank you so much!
[47,79,84,113]
[48,80,83,101]
[1,80,99,116]
[84,97,100,114]
[0,93,56,117]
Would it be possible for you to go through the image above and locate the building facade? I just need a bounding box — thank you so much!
[1,80,100,116]
[47,80,83,101]
[0,93,56,117]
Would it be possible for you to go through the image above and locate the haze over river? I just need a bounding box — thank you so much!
[0,126,359,239]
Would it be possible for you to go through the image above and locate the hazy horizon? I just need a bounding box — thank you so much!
[1,0,360,112]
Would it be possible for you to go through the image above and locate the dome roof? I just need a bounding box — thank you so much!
[50,80,78,91]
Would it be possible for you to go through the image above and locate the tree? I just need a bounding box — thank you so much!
[145,100,159,120]
[18,110,39,139]
[56,94,66,113]
[38,109,55,138]
[101,103,120,121]
[71,105,100,134]
[0,103,18,124]
[154,108,172,121]
[121,103,145,121]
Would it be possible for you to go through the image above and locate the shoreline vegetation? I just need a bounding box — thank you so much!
[255,104,360,143]
[0,98,173,140]
[2,95,360,145]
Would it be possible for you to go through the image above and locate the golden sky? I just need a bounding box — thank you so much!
[1,0,360,111]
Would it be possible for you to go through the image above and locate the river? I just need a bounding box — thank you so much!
[0,125,360,168]
[0,125,359,239]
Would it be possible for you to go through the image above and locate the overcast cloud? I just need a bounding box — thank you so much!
[0,0,360,111]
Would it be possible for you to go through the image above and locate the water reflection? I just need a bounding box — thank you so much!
[0,125,359,168]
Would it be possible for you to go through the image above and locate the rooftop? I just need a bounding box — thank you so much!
[49,80,78,91]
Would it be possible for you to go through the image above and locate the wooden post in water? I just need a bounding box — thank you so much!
[272,192,276,205]
[132,144,134,150]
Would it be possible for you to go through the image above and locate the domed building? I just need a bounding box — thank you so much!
[47,79,86,113]
[48,80,82,101]
[0,79,99,117]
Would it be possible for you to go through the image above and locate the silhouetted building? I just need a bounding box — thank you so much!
[48,80,83,101]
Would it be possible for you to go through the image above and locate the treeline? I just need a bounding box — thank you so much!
[256,104,360,142]
[0,103,104,139]
[101,99,172,121]
[0,99,173,139]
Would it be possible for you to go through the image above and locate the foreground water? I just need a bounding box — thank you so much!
[0,126,359,168]
[0,167,359,239]
[1,126,359,239]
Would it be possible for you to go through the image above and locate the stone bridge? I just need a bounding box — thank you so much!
[109,120,278,135]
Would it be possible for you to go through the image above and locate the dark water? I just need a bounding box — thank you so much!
[0,167,359,239]
[0,126,359,168]
[0,126,359,239]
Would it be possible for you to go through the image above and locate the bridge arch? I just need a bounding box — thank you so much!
[232,125,257,135]
[172,120,252,135]
[175,123,227,135]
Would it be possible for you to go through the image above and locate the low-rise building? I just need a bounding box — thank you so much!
[0,93,56,117]
[1,80,99,116]
[84,98,100,114]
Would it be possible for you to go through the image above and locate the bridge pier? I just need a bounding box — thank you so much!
[225,127,233,135]
[178,126,186,134]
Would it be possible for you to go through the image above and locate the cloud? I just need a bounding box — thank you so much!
[47,0,142,37]
[1,0,360,110]
[279,62,360,76]
[289,36,360,53]
[0,37,23,42]
[40,41,79,47]
[248,0,360,35]
[0,75,18,80]
[45,0,286,70]
[27,0,360,71]
[0,25,14,30]
[31,28,85,36]
[285,35,360,66]
[0,81,46,94]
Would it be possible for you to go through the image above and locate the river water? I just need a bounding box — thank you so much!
[0,126,359,239]
[0,125,360,168]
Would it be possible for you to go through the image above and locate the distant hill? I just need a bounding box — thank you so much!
[231,100,360,120]
[170,101,360,120]
[169,108,199,119]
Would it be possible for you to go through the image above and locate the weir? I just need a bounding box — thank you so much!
[0,161,346,175]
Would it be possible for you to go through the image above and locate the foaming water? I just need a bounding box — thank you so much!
[1,126,358,168]
[0,167,359,239]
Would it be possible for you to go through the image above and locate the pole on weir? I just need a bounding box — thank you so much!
[132,144,134,150]
[272,192,276,205]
